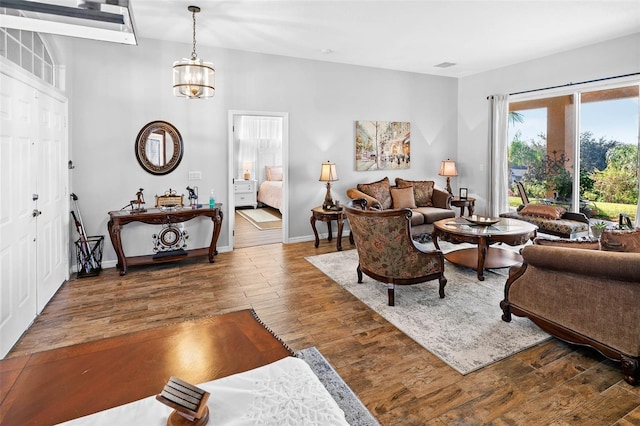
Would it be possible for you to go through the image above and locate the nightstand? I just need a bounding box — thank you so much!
[234,179,257,208]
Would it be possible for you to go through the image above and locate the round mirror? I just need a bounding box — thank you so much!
[135,120,184,175]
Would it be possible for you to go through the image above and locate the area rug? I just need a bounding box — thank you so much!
[297,347,379,426]
[305,249,550,375]
[237,208,282,230]
[412,232,432,244]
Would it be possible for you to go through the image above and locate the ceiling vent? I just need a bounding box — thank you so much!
[434,62,456,68]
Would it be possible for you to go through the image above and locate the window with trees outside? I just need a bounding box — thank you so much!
[507,84,639,226]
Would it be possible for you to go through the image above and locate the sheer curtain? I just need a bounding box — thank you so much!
[489,94,510,217]
[237,116,283,181]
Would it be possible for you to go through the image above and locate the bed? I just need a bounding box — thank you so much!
[257,165,283,212]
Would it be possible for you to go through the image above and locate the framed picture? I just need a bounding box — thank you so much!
[355,121,410,171]
[459,188,468,199]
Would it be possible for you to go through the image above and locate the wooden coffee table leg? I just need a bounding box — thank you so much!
[477,237,488,281]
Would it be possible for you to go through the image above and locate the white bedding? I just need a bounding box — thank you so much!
[258,180,283,212]
[59,356,348,426]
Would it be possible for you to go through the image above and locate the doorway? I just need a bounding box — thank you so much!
[227,111,289,249]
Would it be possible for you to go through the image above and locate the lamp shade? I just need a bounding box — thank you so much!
[438,160,458,177]
[173,59,215,99]
[319,161,338,182]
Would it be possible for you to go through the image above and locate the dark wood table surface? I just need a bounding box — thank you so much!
[0,309,292,425]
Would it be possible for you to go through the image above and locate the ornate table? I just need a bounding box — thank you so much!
[450,196,476,217]
[310,206,353,251]
[433,217,537,281]
[107,206,223,275]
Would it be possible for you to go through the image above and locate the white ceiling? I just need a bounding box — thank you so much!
[9,1,640,77]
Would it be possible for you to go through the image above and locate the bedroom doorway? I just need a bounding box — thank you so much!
[227,111,289,249]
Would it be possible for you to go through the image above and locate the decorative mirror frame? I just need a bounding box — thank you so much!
[135,120,184,175]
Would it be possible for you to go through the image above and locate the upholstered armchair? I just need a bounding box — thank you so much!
[344,199,447,306]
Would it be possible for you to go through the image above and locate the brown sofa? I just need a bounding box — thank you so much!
[346,177,455,235]
[500,228,640,385]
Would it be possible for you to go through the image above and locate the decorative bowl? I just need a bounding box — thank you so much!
[463,217,500,226]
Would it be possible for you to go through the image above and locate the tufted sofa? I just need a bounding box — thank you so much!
[346,177,455,235]
[501,228,640,385]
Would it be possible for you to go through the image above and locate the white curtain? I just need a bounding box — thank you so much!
[489,94,510,217]
[237,116,283,181]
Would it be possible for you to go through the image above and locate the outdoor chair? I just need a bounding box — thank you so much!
[344,199,447,306]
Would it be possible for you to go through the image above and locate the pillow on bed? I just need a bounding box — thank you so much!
[266,166,283,181]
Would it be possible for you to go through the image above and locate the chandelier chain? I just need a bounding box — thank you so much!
[191,8,197,60]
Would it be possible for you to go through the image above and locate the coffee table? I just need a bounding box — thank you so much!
[433,217,538,281]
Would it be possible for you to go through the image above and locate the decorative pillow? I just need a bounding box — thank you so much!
[395,178,434,207]
[390,187,417,209]
[533,237,600,250]
[266,166,283,181]
[357,177,392,209]
[600,228,640,253]
[519,204,566,220]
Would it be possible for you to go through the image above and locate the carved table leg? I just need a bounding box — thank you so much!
[310,215,320,248]
[107,219,127,276]
[336,216,344,251]
[326,220,333,242]
[208,209,223,263]
[476,236,488,281]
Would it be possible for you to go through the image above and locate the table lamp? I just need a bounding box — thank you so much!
[438,159,457,195]
[242,161,252,180]
[319,161,339,210]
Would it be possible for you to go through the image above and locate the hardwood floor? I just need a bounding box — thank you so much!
[234,207,282,248]
[7,241,640,425]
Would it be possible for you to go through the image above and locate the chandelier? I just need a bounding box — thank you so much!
[173,5,215,99]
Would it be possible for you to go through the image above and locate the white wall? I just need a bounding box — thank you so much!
[62,37,457,265]
[457,33,640,215]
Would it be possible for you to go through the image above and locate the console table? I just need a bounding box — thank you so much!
[107,206,223,275]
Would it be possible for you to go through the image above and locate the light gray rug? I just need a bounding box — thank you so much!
[305,247,550,375]
[297,347,379,426]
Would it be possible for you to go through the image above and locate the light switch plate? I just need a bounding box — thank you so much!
[188,171,202,180]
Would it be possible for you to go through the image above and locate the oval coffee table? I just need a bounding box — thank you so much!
[432,217,538,281]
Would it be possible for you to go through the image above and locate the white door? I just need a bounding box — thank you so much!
[0,70,68,357]
[0,73,39,357]
[36,93,68,312]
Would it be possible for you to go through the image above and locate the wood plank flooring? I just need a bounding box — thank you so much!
[234,207,282,248]
[6,241,640,425]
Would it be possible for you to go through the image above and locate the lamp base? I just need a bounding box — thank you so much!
[445,177,453,196]
[322,182,338,210]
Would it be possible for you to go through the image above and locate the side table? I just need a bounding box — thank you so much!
[310,206,353,251]
[451,197,476,217]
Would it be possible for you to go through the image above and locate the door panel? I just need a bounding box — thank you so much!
[37,98,68,312]
[0,74,38,357]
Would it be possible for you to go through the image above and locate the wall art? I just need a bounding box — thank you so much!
[355,121,410,171]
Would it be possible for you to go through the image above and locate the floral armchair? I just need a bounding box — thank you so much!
[344,199,447,306]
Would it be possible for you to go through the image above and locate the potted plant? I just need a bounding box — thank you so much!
[590,221,608,239]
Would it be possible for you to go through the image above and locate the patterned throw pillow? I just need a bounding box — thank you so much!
[390,187,417,209]
[357,177,392,209]
[600,228,640,253]
[519,204,566,220]
[395,178,434,207]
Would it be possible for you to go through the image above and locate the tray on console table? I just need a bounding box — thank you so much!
[107,205,223,275]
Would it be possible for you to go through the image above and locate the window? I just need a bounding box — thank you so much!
[1,8,56,87]
[508,84,639,223]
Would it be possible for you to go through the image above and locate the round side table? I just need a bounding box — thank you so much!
[451,197,475,217]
